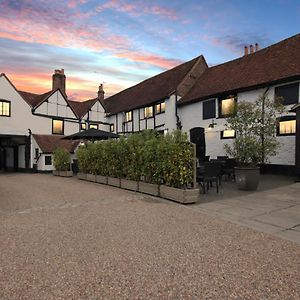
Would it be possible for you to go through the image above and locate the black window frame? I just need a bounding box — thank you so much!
[155,102,165,115]
[144,105,154,119]
[220,129,236,139]
[45,155,52,166]
[277,115,296,136]
[89,123,99,130]
[124,111,133,122]
[110,123,114,132]
[218,96,237,118]
[80,122,86,130]
[0,100,11,117]
[52,118,64,135]
[203,99,216,120]
[275,82,299,106]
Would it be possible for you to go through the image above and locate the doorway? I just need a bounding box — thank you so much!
[190,127,206,162]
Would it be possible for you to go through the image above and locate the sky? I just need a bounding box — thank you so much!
[0,0,299,101]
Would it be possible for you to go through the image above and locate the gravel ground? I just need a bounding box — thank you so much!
[0,173,300,300]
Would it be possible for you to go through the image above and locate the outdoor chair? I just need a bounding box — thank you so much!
[196,162,220,194]
[222,158,236,181]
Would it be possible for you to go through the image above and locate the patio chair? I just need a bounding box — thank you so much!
[222,158,236,181]
[196,162,220,194]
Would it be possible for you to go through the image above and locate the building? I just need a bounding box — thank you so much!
[0,70,107,172]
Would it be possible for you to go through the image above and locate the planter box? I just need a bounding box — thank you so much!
[139,182,160,196]
[86,173,96,182]
[96,175,108,185]
[160,185,198,204]
[107,177,120,187]
[77,173,87,180]
[53,170,73,177]
[121,179,139,191]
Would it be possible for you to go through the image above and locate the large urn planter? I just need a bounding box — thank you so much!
[77,172,87,180]
[234,167,260,191]
[139,182,160,196]
[96,175,108,185]
[107,177,121,187]
[121,179,139,191]
[160,185,198,204]
[53,170,73,177]
[86,173,96,182]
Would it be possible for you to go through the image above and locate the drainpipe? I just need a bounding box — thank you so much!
[261,87,270,165]
[175,91,182,130]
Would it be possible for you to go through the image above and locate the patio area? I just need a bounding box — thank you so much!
[192,174,300,243]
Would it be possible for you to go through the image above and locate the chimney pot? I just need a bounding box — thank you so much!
[52,69,66,96]
[244,46,248,56]
[255,43,259,52]
[249,44,254,54]
[98,83,105,101]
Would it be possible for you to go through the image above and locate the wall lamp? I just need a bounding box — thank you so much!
[208,120,217,129]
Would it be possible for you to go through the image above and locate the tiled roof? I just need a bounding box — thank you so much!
[68,98,98,119]
[33,134,79,153]
[18,90,54,108]
[179,34,300,105]
[103,56,203,114]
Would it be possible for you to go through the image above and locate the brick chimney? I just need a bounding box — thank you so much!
[244,46,249,56]
[249,44,254,54]
[255,43,259,52]
[52,69,66,95]
[98,83,105,101]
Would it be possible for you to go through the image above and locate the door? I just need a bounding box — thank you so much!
[190,127,206,162]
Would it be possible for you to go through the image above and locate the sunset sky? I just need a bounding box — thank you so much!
[0,0,299,101]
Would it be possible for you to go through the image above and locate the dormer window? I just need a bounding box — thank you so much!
[125,111,132,122]
[0,100,10,117]
[144,106,153,118]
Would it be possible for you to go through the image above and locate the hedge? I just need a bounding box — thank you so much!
[53,147,71,171]
[76,130,194,188]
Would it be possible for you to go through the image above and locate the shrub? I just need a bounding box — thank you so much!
[53,147,71,171]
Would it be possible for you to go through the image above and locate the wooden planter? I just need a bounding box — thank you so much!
[160,185,198,204]
[107,177,121,187]
[77,173,87,180]
[86,173,96,182]
[96,175,108,185]
[53,170,73,177]
[139,182,160,196]
[121,179,139,191]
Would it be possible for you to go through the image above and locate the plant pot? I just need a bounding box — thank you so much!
[107,177,121,187]
[234,167,260,191]
[53,170,73,177]
[77,173,87,180]
[86,173,96,182]
[96,175,107,185]
[160,185,198,204]
[139,182,160,196]
[121,179,139,191]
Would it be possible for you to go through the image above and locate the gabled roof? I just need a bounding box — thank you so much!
[33,134,79,153]
[179,34,300,105]
[18,90,54,108]
[68,98,98,119]
[103,56,204,114]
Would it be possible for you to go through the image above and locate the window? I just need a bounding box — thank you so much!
[110,124,114,132]
[45,156,52,165]
[203,99,216,119]
[144,106,153,118]
[156,102,165,114]
[52,119,64,135]
[89,123,98,130]
[81,122,86,130]
[0,100,11,117]
[125,111,132,122]
[275,83,299,105]
[221,129,236,139]
[277,116,296,136]
[219,97,236,117]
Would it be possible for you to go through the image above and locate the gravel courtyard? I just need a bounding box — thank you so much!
[0,173,300,299]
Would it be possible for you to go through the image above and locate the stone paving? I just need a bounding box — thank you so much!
[191,175,300,244]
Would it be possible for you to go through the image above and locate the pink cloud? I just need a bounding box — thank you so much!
[68,0,87,9]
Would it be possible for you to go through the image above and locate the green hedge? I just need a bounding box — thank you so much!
[53,147,71,171]
[76,130,194,188]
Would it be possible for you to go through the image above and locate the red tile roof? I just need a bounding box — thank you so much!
[68,98,98,119]
[103,56,203,114]
[33,134,79,153]
[18,90,54,108]
[179,34,300,105]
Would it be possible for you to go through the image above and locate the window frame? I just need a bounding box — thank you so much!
[144,105,154,119]
[110,123,115,132]
[52,119,64,135]
[45,155,52,166]
[89,123,99,130]
[218,96,237,118]
[80,122,86,130]
[155,102,165,115]
[203,99,216,120]
[274,82,299,106]
[220,129,236,139]
[0,100,11,117]
[277,115,296,136]
[125,111,133,122]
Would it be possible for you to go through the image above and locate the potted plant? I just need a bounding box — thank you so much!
[53,147,72,177]
[224,92,284,190]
